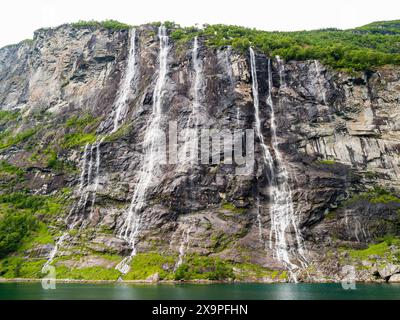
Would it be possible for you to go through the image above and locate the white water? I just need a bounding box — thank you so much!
[116,26,170,274]
[268,58,307,270]
[78,144,89,192]
[88,137,104,218]
[256,197,264,245]
[175,226,192,269]
[44,30,138,269]
[180,36,202,165]
[314,60,327,105]
[112,29,137,133]
[249,48,306,279]
[249,48,275,175]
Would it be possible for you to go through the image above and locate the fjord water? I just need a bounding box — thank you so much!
[0,283,399,300]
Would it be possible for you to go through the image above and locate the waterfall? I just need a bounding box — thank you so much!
[180,36,202,165]
[116,25,170,274]
[256,197,264,245]
[44,29,138,269]
[267,58,307,271]
[88,137,104,218]
[314,60,327,105]
[249,48,306,280]
[175,226,192,270]
[112,29,137,133]
[86,29,137,216]
[249,48,275,178]
[78,144,89,192]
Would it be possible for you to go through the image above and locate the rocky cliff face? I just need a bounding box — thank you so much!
[1,24,400,282]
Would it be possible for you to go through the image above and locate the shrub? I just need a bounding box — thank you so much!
[174,255,234,280]
[72,20,131,30]
[0,212,38,258]
[171,21,400,71]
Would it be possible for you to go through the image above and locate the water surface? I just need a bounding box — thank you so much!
[1,282,400,300]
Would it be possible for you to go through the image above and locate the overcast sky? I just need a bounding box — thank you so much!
[0,0,399,47]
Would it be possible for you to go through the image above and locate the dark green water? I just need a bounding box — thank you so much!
[1,283,400,300]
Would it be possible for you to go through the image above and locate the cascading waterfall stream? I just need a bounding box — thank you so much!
[314,60,327,105]
[116,26,170,274]
[112,29,137,133]
[249,48,306,280]
[268,58,307,269]
[180,36,202,165]
[175,226,193,270]
[44,30,138,269]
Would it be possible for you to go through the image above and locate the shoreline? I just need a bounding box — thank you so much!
[0,278,393,285]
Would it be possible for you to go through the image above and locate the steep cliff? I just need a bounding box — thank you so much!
[0,22,400,282]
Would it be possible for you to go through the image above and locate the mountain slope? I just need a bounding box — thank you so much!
[0,21,400,282]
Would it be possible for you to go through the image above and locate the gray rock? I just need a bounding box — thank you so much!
[388,273,400,283]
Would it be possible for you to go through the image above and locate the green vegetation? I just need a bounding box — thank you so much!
[0,212,38,258]
[62,114,101,148]
[345,236,400,262]
[62,133,97,148]
[0,110,19,125]
[367,187,400,204]
[317,159,336,165]
[0,192,63,215]
[174,255,234,281]
[65,114,99,129]
[124,253,176,280]
[345,187,400,205]
[170,20,400,71]
[221,202,246,214]
[0,161,24,178]
[0,257,46,278]
[0,128,37,150]
[72,20,131,30]
[0,192,66,259]
[356,20,400,35]
[104,123,132,142]
[231,262,287,281]
[55,265,121,280]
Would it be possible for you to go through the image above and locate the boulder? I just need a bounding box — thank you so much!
[388,274,400,283]
[378,264,400,280]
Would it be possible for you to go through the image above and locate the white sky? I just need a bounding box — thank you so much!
[0,0,399,47]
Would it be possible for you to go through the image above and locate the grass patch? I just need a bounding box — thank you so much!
[174,254,234,281]
[0,110,19,125]
[221,202,246,214]
[62,114,101,148]
[0,161,24,178]
[65,114,98,130]
[62,133,97,148]
[346,237,400,261]
[232,262,284,281]
[317,159,336,165]
[344,187,400,206]
[55,265,121,281]
[0,257,46,278]
[0,128,37,150]
[104,123,132,142]
[124,253,175,280]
